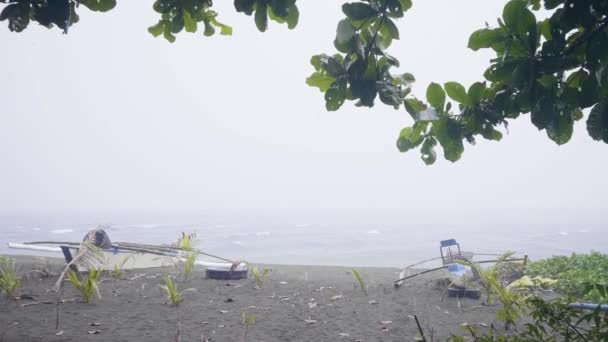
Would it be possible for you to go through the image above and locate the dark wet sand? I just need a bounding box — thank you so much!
[1,255,509,341]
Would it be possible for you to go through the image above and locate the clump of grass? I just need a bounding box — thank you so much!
[66,267,104,303]
[352,268,368,296]
[241,310,256,342]
[0,256,20,299]
[250,266,270,289]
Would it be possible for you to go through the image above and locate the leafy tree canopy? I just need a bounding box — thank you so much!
[2,0,607,164]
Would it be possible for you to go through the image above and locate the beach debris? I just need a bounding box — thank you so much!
[338,333,350,337]
[368,300,378,305]
[8,322,19,327]
[224,298,233,303]
[280,296,290,301]
[279,281,288,285]
[218,324,225,328]
[305,319,317,324]
[87,330,101,334]
[219,310,229,314]
[408,315,415,320]
[380,321,392,325]
[56,331,64,336]
[201,321,210,325]
[16,294,38,301]
[479,322,488,327]
[90,322,101,326]
[381,326,389,332]
[308,302,318,309]
[330,294,343,301]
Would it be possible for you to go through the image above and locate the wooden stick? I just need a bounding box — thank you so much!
[414,315,426,342]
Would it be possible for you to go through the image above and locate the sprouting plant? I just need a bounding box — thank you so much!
[159,277,196,342]
[183,251,196,281]
[241,310,256,342]
[54,242,105,328]
[66,267,104,303]
[111,254,134,279]
[176,232,198,281]
[459,251,524,330]
[160,277,196,307]
[352,268,368,296]
[161,277,183,306]
[250,266,270,289]
[178,232,196,251]
[0,256,20,299]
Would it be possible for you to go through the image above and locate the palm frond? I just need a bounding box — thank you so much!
[53,242,105,292]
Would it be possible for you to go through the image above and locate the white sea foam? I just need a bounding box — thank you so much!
[256,231,271,237]
[559,231,569,236]
[233,240,244,246]
[367,230,381,235]
[51,229,74,234]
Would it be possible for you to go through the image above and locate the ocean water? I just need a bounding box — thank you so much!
[0,214,606,268]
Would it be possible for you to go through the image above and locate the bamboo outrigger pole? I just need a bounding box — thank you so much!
[23,241,236,264]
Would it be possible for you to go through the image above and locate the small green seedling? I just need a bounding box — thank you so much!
[0,256,20,299]
[352,268,368,296]
[66,267,103,303]
[241,310,256,342]
[183,251,196,281]
[160,277,196,307]
[250,266,270,289]
[111,254,134,279]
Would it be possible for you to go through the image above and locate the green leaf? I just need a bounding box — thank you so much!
[426,83,445,110]
[234,0,256,15]
[444,82,470,105]
[502,0,536,39]
[404,98,426,117]
[468,28,506,51]
[377,81,402,108]
[210,17,233,35]
[78,0,116,12]
[325,81,347,111]
[336,19,356,44]
[306,73,335,92]
[148,21,165,37]
[203,20,215,36]
[467,82,486,104]
[382,17,399,40]
[183,10,197,33]
[396,126,423,152]
[531,96,554,130]
[342,3,377,20]
[420,137,437,165]
[255,1,268,32]
[399,0,412,12]
[546,112,573,145]
[286,4,298,29]
[587,100,608,143]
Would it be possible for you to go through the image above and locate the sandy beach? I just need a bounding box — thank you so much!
[1,255,511,341]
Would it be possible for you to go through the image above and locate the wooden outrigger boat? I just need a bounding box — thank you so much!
[8,236,248,280]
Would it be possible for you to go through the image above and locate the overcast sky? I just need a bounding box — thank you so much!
[0,1,606,224]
